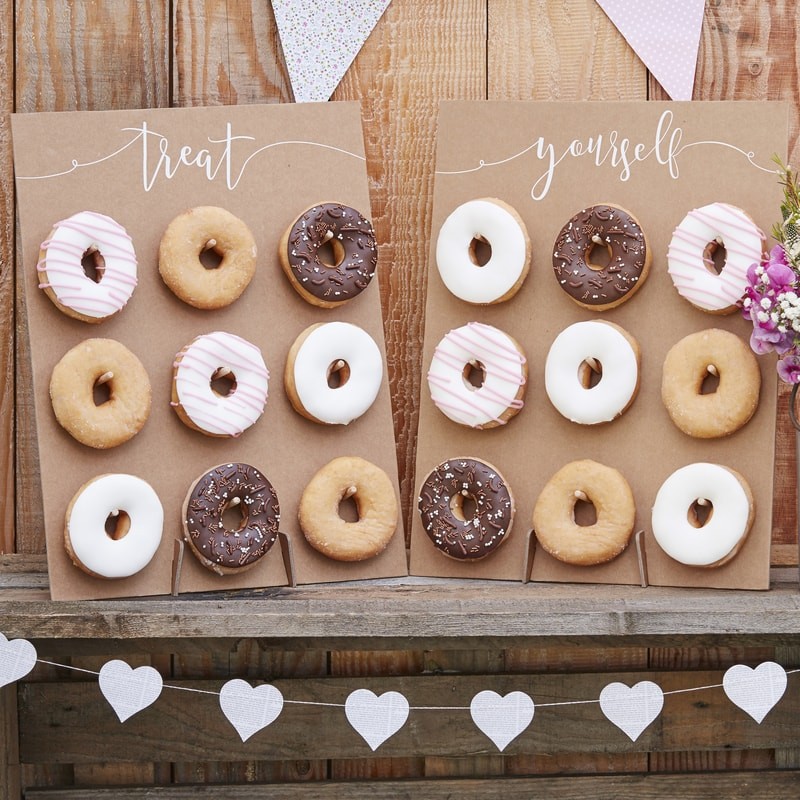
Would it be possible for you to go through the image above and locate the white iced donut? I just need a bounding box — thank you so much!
[435,198,530,304]
[544,320,640,425]
[37,211,138,322]
[428,321,527,428]
[667,203,766,313]
[65,474,163,579]
[651,463,755,567]
[171,331,269,438]
[285,321,383,425]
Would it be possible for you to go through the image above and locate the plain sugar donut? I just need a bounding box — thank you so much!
[50,338,151,449]
[544,320,640,425]
[427,321,527,428]
[661,328,761,438]
[65,474,163,579]
[298,457,399,561]
[667,203,766,313]
[417,457,514,560]
[37,210,138,323]
[651,463,754,567]
[532,460,636,566]
[284,322,383,425]
[435,198,530,304]
[159,206,257,309]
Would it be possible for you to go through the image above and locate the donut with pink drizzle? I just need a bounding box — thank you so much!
[667,203,766,314]
[427,321,527,429]
[37,210,138,322]
[171,331,269,438]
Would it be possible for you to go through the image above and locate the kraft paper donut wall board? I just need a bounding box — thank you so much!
[410,101,788,590]
[12,102,407,600]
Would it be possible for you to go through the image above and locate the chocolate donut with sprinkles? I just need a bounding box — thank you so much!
[279,202,378,308]
[418,457,514,560]
[552,204,651,310]
[182,463,280,575]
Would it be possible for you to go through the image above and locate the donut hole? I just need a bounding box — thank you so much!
[81,247,105,283]
[199,240,224,270]
[92,373,113,406]
[104,510,131,541]
[317,237,346,269]
[327,359,351,389]
[688,499,714,528]
[221,498,247,532]
[578,357,603,389]
[700,365,720,395]
[210,368,237,397]
[586,239,613,271]
[702,240,726,275]
[468,235,492,267]
[572,493,598,527]
[462,360,486,391]
[450,492,478,523]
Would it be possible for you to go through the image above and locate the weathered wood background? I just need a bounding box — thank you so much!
[1,0,799,795]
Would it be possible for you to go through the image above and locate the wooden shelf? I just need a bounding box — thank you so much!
[3,555,798,648]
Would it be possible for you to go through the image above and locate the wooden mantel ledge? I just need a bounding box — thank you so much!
[0,555,798,647]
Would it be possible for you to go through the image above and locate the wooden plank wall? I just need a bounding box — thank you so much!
[2,0,800,794]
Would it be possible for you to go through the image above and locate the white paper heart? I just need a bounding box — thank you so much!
[345,689,409,751]
[219,679,284,742]
[599,680,664,742]
[0,633,37,687]
[723,662,787,724]
[98,660,163,723]
[470,690,535,751]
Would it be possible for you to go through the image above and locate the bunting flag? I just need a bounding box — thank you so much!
[272,0,392,103]
[594,0,705,100]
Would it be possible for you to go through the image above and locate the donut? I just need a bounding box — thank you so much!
[661,328,761,438]
[37,210,137,322]
[284,322,383,425]
[435,198,530,304]
[171,331,269,438]
[298,457,398,561]
[427,321,527,428]
[182,463,280,575]
[651,463,754,567]
[544,320,640,425]
[532,460,635,566]
[667,203,766,313]
[65,474,163,579]
[50,338,151,449]
[417,457,514,561]
[158,206,257,309]
[552,204,651,310]
[279,202,377,308]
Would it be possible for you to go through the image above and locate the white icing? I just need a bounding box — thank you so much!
[667,203,765,312]
[291,322,383,425]
[544,321,639,425]
[651,463,751,566]
[435,199,529,303]
[66,474,163,579]
[428,321,526,427]
[173,331,269,437]
[38,211,137,318]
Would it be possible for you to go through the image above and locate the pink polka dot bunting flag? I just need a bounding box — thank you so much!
[594,0,705,100]
[272,0,392,103]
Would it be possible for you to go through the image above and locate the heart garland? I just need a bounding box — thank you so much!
[98,660,163,723]
[599,680,664,742]
[219,679,284,742]
[723,662,788,724]
[345,689,410,751]
[470,690,535,751]
[0,633,37,688]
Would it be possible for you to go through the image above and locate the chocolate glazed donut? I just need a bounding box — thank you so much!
[281,202,378,307]
[182,463,280,575]
[418,458,514,560]
[552,204,651,310]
